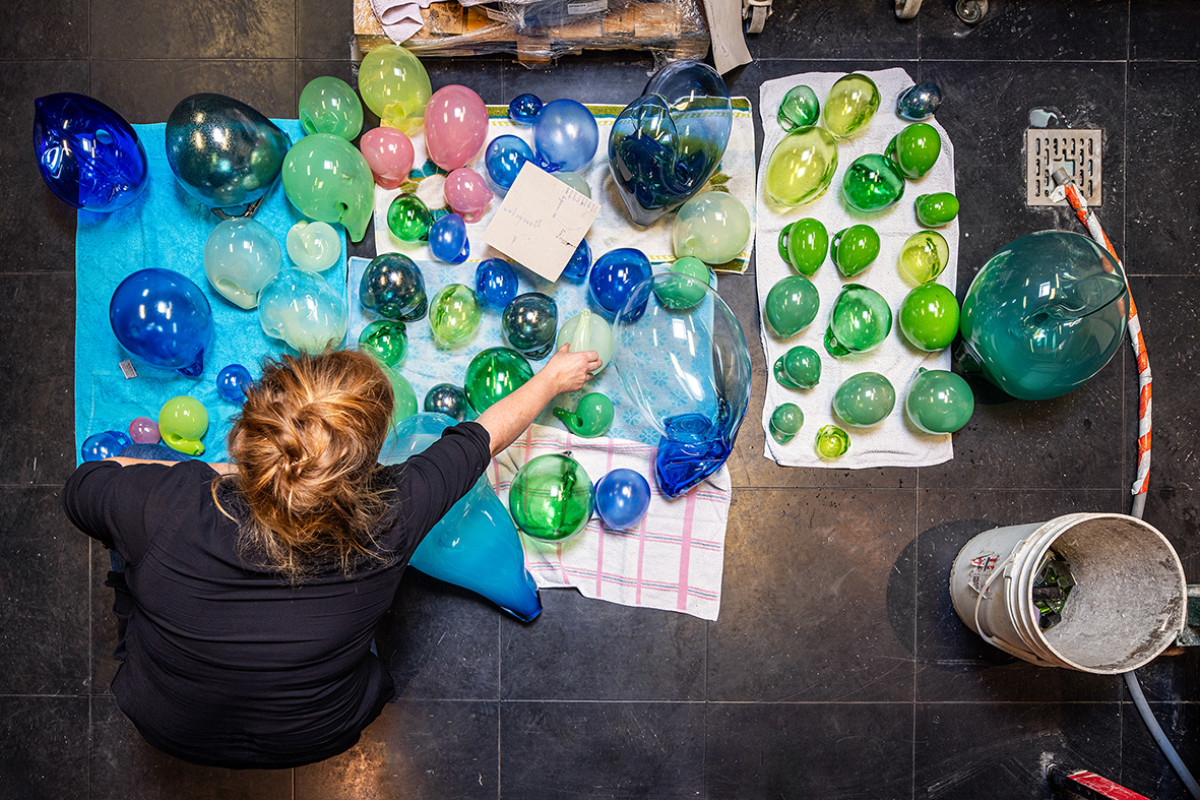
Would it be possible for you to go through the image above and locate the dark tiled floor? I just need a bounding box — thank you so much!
[2,1,1198,798]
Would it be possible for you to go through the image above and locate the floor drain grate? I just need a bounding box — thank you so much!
[1025,129,1102,206]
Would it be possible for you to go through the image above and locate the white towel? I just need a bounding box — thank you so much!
[755,68,960,469]
[369,0,427,43]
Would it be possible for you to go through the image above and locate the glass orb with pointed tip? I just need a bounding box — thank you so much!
[905,369,974,434]
[357,44,432,133]
[556,309,613,373]
[830,224,880,278]
[842,153,905,212]
[259,269,347,354]
[825,284,891,357]
[281,133,373,243]
[769,403,804,444]
[764,125,839,207]
[428,213,469,264]
[203,218,282,310]
[158,396,209,456]
[833,372,895,427]
[508,454,594,542]
[358,319,408,367]
[774,345,821,389]
[109,268,213,377]
[653,258,711,310]
[897,231,950,285]
[822,73,880,138]
[299,76,363,140]
[765,275,820,339]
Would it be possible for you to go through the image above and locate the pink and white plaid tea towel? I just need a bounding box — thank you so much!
[490,423,732,621]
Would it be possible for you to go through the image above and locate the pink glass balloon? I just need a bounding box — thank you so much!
[444,167,493,222]
[359,126,414,189]
[128,416,160,444]
[424,85,488,172]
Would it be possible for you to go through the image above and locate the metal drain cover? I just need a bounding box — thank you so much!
[1026,129,1102,206]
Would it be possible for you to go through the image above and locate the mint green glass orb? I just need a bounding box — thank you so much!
[429,283,482,347]
[831,224,880,278]
[672,191,751,265]
[358,319,408,366]
[899,283,959,351]
[905,368,974,434]
[898,230,950,285]
[815,424,850,460]
[785,218,828,277]
[764,126,839,207]
[842,154,905,213]
[778,85,820,131]
[382,365,418,422]
[770,403,804,444]
[774,345,821,389]
[885,122,942,180]
[825,284,892,357]
[915,192,959,227]
[822,73,881,139]
[386,192,433,242]
[832,372,895,427]
[652,257,712,310]
[508,453,594,542]
[765,275,820,338]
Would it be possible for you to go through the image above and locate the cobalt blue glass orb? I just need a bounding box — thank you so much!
[589,248,652,316]
[109,268,214,377]
[508,93,543,125]
[81,430,133,462]
[428,213,469,263]
[33,92,149,212]
[475,257,519,310]
[561,238,592,283]
[485,135,534,191]
[594,468,652,530]
[216,363,254,404]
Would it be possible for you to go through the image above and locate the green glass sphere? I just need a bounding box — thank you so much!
[508,453,594,542]
[831,224,881,278]
[825,284,892,357]
[832,372,896,427]
[905,369,974,434]
[822,73,881,139]
[774,345,822,389]
[429,283,482,348]
[764,126,839,207]
[765,275,821,338]
[898,231,950,285]
[915,192,959,227]
[770,403,804,444]
[899,283,959,351]
[358,319,408,366]
[777,223,794,265]
[885,122,942,179]
[672,191,752,265]
[464,347,533,414]
[778,85,820,131]
[386,193,433,242]
[842,154,905,213]
[382,365,418,423]
[553,392,615,438]
[815,424,850,460]
[785,218,829,276]
[653,257,711,310]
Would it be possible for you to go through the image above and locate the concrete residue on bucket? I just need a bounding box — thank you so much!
[949,513,1187,674]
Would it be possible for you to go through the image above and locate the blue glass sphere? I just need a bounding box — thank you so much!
[81,430,132,462]
[109,268,214,376]
[508,93,543,125]
[216,363,254,404]
[588,247,652,316]
[485,135,534,191]
[561,238,592,283]
[594,468,652,530]
[429,213,469,263]
[475,258,519,310]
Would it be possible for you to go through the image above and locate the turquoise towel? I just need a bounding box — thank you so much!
[74,120,347,464]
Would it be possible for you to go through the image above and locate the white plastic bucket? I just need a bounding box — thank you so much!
[949,512,1187,673]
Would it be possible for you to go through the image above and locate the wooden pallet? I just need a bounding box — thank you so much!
[353,0,709,65]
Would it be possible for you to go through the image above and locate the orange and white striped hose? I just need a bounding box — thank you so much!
[1051,168,1151,518]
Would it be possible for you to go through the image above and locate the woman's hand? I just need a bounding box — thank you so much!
[539,345,603,395]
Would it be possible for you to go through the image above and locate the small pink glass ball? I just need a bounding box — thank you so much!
[128,416,160,444]
[443,167,493,223]
[359,126,415,190]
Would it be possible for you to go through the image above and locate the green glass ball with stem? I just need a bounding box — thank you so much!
[774,345,821,389]
[770,403,804,444]
[831,224,880,278]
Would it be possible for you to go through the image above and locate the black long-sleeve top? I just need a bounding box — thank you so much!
[61,421,491,769]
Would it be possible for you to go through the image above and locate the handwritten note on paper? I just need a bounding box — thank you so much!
[482,162,601,282]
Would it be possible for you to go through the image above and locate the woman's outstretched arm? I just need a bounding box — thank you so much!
[475,345,602,456]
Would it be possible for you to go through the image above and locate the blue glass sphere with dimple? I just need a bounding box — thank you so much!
[485,135,534,191]
[594,468,652,530]
[33,93,149,212]
[109,268,214,376]
[508,93,543,125]
[429,213,469,263]
[216,363,253,404]
[533,99,599,173]
[561,238,592,282]
[588,247,652,316]
[81,430,132,462]
[475,257,519,310]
